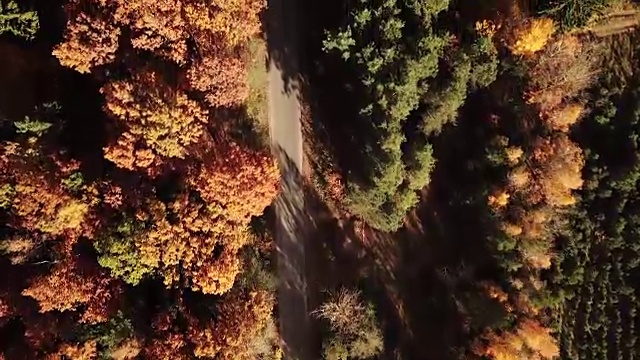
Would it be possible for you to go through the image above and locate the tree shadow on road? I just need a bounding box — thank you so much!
[264,0,303,97]
[265,0,386,186]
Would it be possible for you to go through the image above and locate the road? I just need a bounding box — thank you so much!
[266,0,312,358]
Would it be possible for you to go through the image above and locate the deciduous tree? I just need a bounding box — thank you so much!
[185,0,264,49]
[22,257,114,321]
[190,290,274,359]
[1,141,91,240]
[101,70,208,170]
[526,35,598,111]
[185,51,249,108]
[534,134,584,207]
[95,183,275,294]
[474,319,559,360]
[47,341,97,360]
[53,12,120,74]
[112,0,188,64]
[188,141,279,226]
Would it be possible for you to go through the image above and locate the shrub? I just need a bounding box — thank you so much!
[509,18,556,56]
[80,312,136,359]
[244,317,281,360]
[314,289,384,360]
[526,35,600,111]
[14,117,52,137]
[236,246,277,293]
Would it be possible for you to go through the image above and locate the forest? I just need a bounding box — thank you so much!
[0,0,639,359]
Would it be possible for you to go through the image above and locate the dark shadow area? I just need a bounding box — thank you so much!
[0,0,109,178]
[57,70,110,178]
[264,0,302,97]
[296,0,386,185]
[296,90,508,359]
[387,91,505,358]
[265,0,384,184]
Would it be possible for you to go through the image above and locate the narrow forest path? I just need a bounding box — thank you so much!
[574,10,640,37]
[265,0,315,357]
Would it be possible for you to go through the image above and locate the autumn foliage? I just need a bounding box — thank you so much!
[53,0,264,100]
[94,139,278,294]
[52,12,120,74]
[473,319,559,360]
[474,14,596,360]
[101,69,209,171]
[533,134,585,207]
[188,141,279,227]
[526,35,598,112]
[46,340,98,360]
[508,17,556,56]
[189,290,274,359]
[185,50,250,108]
[487,32,589,274]
[22,255,118,324]
[0,0,278,355]
[112,0,189,64]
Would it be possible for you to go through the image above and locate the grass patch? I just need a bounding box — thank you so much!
[245,37,269,147]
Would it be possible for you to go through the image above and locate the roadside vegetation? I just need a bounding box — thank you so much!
[302,0,640,359]
[321,0,498,232]
[314,288,383,360]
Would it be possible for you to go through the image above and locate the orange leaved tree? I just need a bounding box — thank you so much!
[473,318,559,360]
[53,11,121,74]
[0,140,92,246]
[188,141,279,227]
[185,50,249,108]
[101,69,209,171]
[189,290,274,359]
[21,255,117,323]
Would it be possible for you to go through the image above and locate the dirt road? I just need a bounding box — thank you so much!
[266,0,313,358]
[574,10,640,37]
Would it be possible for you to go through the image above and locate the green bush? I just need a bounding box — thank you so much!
[537,0,609,30]
[236,246,277,293]
[0,184,15,209]
[62,172,85,193]
[79,312,135,360]
[322,338,350,360]
[94,219,158,285]
[14,117,51,137]
[325,0,498,231]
